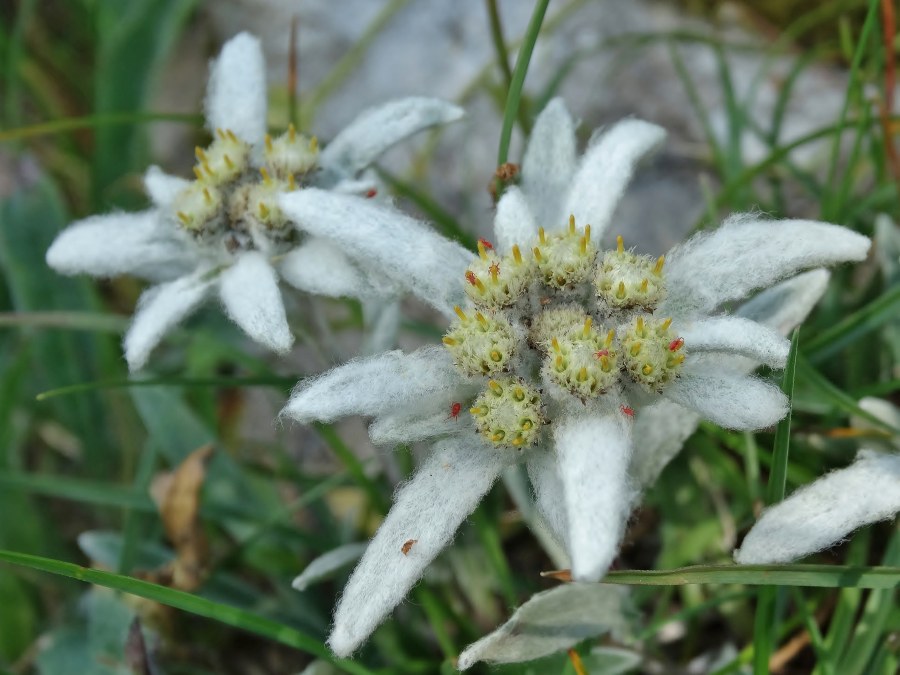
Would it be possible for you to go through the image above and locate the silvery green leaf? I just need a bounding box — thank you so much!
[292,543,367,592]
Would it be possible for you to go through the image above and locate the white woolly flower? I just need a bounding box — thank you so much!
[279,99,870,658]
[46,32,463,370]
[735,397,900,564]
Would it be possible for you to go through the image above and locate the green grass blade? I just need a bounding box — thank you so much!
[0,550,374,675]
[496,0,550,166]
[753,329,799,675]
[0,471,154,511]
[804,284,900,362]
[599,564,900,589]
[36,374,297,401]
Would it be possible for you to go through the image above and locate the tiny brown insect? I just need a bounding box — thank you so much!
[478,238,494,250]
[465,270,479,286]
[668,337,684,352]
[494,162,519,182]
[401,539,418,555]
[620,404,635,418]
[448,402,462,420]
[595,349,609,359]
[365,188,378,199]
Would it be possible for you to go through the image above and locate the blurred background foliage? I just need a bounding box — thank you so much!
[0,0,898,673]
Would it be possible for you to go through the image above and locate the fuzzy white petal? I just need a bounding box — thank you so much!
[279,237,378,299]
[144,166,189,208]
[329,437,505,657]
[735,450,900,564]
[123,271,214,371]
[520,98,577,227]
[280,189,473,316]
[321,97,463,177]
[663,217,870,316]
[629,400,702,489]
[46,211,193,282]
[219,251,293,352]
[283,347,464,424]
[666,373,788,430]
[736,268,830,335]
[368,412,466,446]
[494,187,538,253]
[292,543,367,591]
[525,451,569,548]
[561,119,666,237]
[204,32,267,146]
[679,316,790,369]
[457,583,629,669]
[555,412,635,582]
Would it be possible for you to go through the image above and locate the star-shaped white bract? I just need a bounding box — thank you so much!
[278,99,870,657]
[735,397,900,564]
[46,32,463,370]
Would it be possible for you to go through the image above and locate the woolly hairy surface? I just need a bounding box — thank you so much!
[279,189,473,317]
[320,97,464,177]
[735,450,900,564]
[629,399,702,489]
[666,372,788,430]
[204,32,267,147]
[663,217,870,316]
[283,346,463,424]
[555,412,634,582]
[525,451,569,548]
[218,251,293,352]
[494,187,538,253]
[278,237,376,299]
[520,98,577,228]
[561,119,666,238]
[123,271,213,371]
[328,437,506,657]
[736,268,830,335]
[368,412,465,446]
[457,583,629,669]
[360,298,402,356]
[678,316,790,369]
[291,543,367,591]
[144,166,189,208]
[45,210,193,283]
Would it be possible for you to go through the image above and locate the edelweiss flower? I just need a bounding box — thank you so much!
[46,32,463,370]
[279,99,870,657]
[735,396,900,564]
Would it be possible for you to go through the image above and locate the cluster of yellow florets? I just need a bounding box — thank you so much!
[170,125,319,245]
[443,215,686,450]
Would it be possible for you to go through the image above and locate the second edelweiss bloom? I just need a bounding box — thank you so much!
[46,32,463,370]
[279,99,870,658]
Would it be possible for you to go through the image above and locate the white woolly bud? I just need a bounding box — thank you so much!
[595,235,666,311]
[443,306,517,377]
[243,169,295,231]
[264,124,319,179]
[529,304,586,348]
[620,315,685,393]
[532,216,597,290]
[463,240,531,309]
[543,318,619,400]
[171,182,223,232]
[194,128,250,184]
[470,378,545,448]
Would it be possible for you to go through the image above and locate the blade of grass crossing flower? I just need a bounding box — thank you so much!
[0,112,200,143]
[0,550,375,675]
[486,0,530,135]
[753,329,798,675]
[36,375,297,401]
[496,0,550,167]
